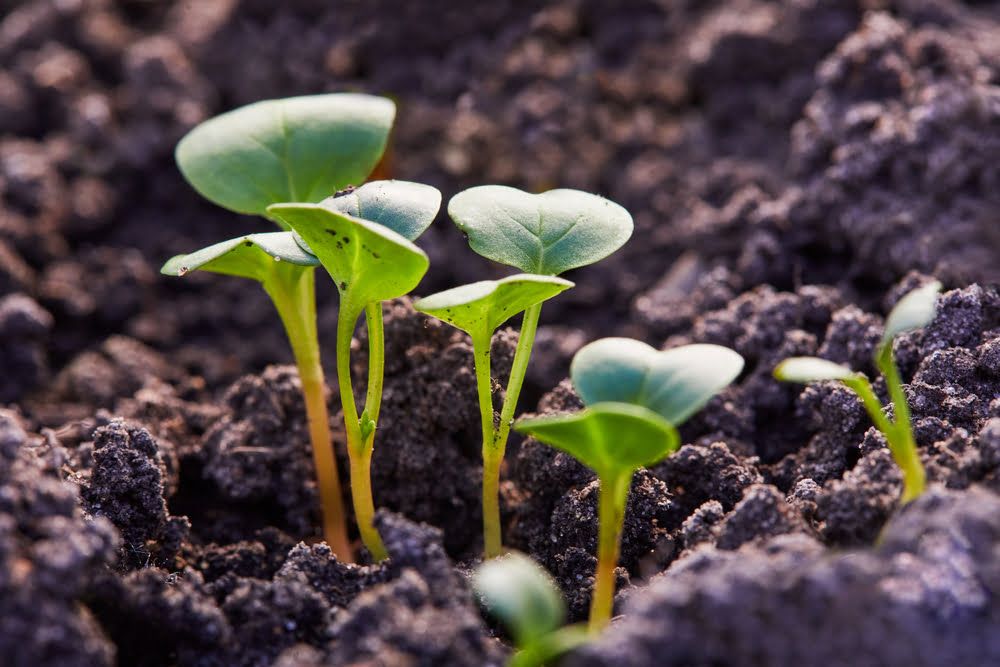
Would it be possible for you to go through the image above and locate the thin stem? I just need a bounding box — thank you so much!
[875,344,926,503]
[336,295,388,560]
[264,266,351,561]
[589,472,629,634]
[363,302,386,428]
[472,329,502,558]
[493,301,543,461]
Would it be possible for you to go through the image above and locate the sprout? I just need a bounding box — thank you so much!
[774,280,943,504]
[517,338,744,632]
[474,552,589,667]
[163,94,395,562]
[268,180,441,561]
[417,186,633,559]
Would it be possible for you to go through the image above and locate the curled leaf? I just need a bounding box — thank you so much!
[161,232,318,281]
[882,280,942,346]
[320,180,441,241]
[773,357,856,383]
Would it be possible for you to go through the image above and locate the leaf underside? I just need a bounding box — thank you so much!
[176,93,395,216]
[516,402,680,478]
[773,356,856,383]
[447,186,633,276]
[160,231,318,282]
[413,273,573,337]
[267,203,428,305]
[571,338,744,426]
[882,280,942,346]
[320,180,442,242]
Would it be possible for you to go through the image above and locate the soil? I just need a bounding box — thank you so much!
[1,0,998,665]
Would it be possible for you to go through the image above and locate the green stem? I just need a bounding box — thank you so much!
[363,302,385,428]
[875,344,926,503]
[589,472,629,634]
[509,624,590,667]
[472,329,502,558]
[335,295,387,560]
[264,267,352,561]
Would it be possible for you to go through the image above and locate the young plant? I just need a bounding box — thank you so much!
[774,280,942,503]
[516,338,744,632]
[474,552,589,667]
[419,186,633,559]
[162,93,395,561]
[267,179,441,561]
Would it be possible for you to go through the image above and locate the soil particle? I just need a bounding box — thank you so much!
[650,442,762,519]
[0,292,52,402]
[714,483,810,550]
[570,486,1000,667]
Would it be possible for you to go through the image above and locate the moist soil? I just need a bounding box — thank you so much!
[1,1,999,665]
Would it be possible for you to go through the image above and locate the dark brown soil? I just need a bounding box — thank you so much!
[1,0,998,665]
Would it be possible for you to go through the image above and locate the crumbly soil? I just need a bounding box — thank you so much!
[1,0,999,665]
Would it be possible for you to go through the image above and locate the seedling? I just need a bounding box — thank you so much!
[774,280,942,503]
[474,552,589,667]
[267,179,441,561]
[419,186,633,559]
[517,338,744,632]
[163,93,395,561]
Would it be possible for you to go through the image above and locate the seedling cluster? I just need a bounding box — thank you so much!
[164,94,942,655]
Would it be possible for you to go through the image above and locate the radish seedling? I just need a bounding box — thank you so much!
[424,186,633,559]
[774,280,942,503]
[163,93,395,561]
[267,179,441,561]
[474,552,589,667]
[517,338,744,632]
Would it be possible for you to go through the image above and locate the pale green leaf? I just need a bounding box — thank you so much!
[266,203,428,305]
[319,180,441,241]
[773,357,856,383]
[412,274,573,338]
[447,186,633,276]
[474,552,565,647]
[571,338,744,426]
[176,93,395,216]
[882,280,942,345]
[161,231,318,282]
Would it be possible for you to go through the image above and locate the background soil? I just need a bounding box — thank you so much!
[1,0,998,665]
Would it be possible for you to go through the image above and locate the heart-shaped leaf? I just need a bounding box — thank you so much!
[474,552,566,648]
[515,402,679,479]
[161,231,318,281]
[266,203,428,305]
[882,280,942,345]
[176,93,395,216]
[413,274,573,339]
[571,338,744,426]
[773,357,856,383]
[447,186,633,276]
[319,180,441,242]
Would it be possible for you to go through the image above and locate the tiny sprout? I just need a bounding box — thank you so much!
[427,186,633,559]
[774,280,943,504]
[474,552,589,667]
[268,180,441,561]
[517,338,744,632]
[164,94,396,562]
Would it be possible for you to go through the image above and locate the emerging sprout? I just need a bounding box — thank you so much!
[774,280,943,504]
[474,552,589,667]
[417,186,633,559]
[163,94,395,562]
[517,338,744,632]
[268,179,441,560]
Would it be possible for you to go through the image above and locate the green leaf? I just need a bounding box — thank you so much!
[474,552,566,648]
[773,357,856,383]
[412,274,573,338]
[515,402,680,478]
[266,203,428,305]
[882,280,942,345]
[319,180,441,241]
[571,339,744,426]
[447,186,633,276]
[160,232,318,281]
[176,93,395,216]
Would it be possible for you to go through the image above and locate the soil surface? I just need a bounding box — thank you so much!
[1,0,998,665]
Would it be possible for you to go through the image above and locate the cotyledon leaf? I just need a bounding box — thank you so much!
[160,231,318,282]
[319,180,441,242]
[447,186,633,276]
[176,93,395,217]
[515,402,680,479]
[474,552,566,647]
[882,280,942,346]
[773,357,857,384]
[412,274,573,339]
[266,203,428,305]
[571,338,744,426]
